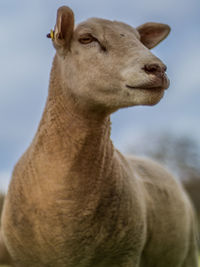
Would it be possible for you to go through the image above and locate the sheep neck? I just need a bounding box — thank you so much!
[32,55,114,184]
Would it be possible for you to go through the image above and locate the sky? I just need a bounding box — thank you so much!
[0,0,200,190]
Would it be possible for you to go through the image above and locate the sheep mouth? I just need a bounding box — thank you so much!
[126,77,170,91]
[126,85,167,91]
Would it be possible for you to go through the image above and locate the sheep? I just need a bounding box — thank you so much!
[0,6,198,267]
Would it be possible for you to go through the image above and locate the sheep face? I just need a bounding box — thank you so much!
[52,7,170,114]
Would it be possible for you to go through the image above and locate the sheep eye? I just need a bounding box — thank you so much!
[79,35,95,44]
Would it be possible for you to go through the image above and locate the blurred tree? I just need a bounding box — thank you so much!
[128,133,200,178]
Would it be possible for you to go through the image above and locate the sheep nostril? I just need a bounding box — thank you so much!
[143,63,160,74]
[163,65,167,72]
[143,63,167,77]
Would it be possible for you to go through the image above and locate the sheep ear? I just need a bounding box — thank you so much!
[137,22,170,49]
[52,6,74,53]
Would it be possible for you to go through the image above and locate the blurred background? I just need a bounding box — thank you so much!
[0,0,200,225]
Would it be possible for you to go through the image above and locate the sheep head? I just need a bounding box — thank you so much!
[49,6,170,114]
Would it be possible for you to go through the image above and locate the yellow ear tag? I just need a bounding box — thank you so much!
[50,29,54,40]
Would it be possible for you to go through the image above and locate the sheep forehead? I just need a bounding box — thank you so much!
[75,18,140,41]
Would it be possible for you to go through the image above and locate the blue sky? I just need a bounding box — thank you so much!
[0,0,200,190]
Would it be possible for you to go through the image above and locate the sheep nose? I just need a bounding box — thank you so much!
[143,63,167,77]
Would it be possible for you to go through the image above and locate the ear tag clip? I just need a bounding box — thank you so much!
[47,29,54,40]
